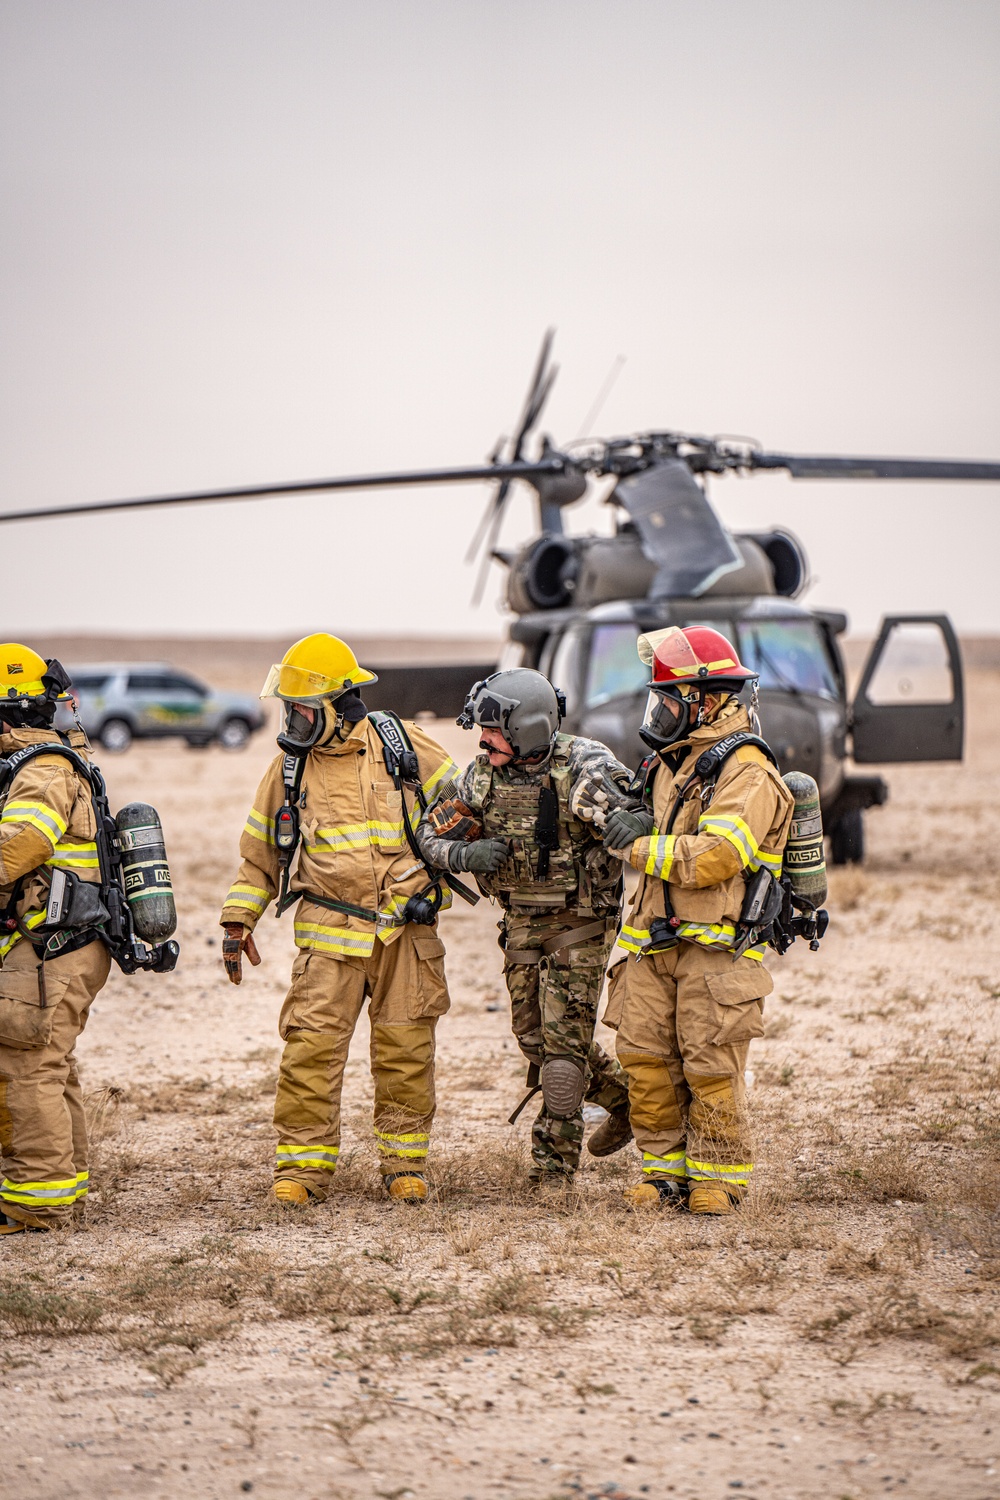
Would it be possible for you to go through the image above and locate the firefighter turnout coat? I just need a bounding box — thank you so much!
[219,716,459,1193]
[0,727,111,1227]
[607,703,794,1193]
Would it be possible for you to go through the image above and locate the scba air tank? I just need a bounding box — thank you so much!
[116,802,177,941]
[781,772,828,909]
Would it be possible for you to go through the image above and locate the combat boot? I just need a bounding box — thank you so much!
[586,1105,633,1157]
[527,1166,575,1192]
[273,1180,314,1207]
[384,1173,427,1204]
[622,1178,688,1210]
[688,1182,743,1216]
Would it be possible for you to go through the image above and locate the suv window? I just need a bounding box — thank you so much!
[68,674,110,693]
[584,624,646,708]
[126,673,207,697]
[738,619,839,700]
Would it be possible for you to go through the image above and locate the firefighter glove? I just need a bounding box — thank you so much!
[451,838,510,874]
[603,807,654,850]
[222,923,261,985]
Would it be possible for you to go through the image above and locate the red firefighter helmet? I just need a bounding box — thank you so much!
[637,626,757,751]
[645,625,757,691]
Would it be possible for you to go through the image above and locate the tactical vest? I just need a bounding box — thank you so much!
[472,734,621,913]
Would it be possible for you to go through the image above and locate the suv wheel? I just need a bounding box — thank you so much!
[218,717,252,751]
[100,718,133,754]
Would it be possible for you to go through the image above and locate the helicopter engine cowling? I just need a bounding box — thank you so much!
[503,527,809,613]
[505,535,579,612]
[741,529,808,597]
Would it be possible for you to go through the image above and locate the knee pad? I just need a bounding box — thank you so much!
[541,1056,586,1119]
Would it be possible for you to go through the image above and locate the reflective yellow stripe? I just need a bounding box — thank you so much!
[617,924,650,954]
[1,799,66,847]
[698,813,759,870]
[0,908,45,959]
[244,808,274,844]
[752,848,783,876]
[74,1170,89,1200]
[642,1150,685,1177]
[313,819,411,851]
[674,919,738,948]
[422,757,459,802]
[225,882,270,914]
[1,1175,80,1207]
[375,1129,429,1158]
[276,1144,339,1171]
[686,1157,753,1184]
[293,921,375,958]
[47,840,100,871]
[643,833,675,881]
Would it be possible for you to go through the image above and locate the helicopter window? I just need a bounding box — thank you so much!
[738,619,839,700]
[864,621,953,705]
[548,627,585,715]
[497,640,526,673]
[584,624,647,708]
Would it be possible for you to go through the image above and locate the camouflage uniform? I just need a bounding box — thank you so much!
[418,733,632,1177]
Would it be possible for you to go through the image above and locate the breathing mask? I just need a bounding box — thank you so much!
[276,687,370,756]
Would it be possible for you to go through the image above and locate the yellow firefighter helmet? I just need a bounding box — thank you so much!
[260,633,378,703]
[0,644,55,699]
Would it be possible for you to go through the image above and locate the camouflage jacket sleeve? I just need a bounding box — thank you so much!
[219,755,285,931]
[565,737,636,830]
[416,760,484,873]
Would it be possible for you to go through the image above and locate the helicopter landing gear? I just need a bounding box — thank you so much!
[829,808,864,866]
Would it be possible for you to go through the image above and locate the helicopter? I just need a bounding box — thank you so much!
[2,332,997,864]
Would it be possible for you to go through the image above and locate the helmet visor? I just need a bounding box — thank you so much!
[642,687,692,742]
[637,626,702,680]
[260,661,378,702]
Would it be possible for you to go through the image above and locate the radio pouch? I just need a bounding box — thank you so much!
[38,869,110,937]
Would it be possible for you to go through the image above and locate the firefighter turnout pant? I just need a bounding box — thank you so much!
[504,913,630,1177]
[0,937,111,1229]
[273,927,449,1195]
[607,941,771,1193]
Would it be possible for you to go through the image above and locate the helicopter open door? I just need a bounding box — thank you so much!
[851,615,964,763]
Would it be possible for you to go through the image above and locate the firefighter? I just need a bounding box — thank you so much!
[0,646,112,1236]
[601,626,794,1215]
[220,633,460,1205]
[417,668,634,1185]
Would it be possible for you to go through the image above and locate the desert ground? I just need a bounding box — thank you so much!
[1,640,998,1500]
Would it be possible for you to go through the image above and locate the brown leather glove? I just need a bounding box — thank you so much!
[222,923,261,985]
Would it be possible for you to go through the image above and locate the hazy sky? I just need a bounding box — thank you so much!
[2,1,999,641]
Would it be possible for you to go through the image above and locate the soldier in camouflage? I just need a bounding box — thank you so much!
[418,669,639,1183]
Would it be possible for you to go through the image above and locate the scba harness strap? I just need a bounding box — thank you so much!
[274,711,478,922]
[642,730,780,953]
[0,743,178,974]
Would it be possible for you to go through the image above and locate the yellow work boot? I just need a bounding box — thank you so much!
[623,1178,688,1210]
[688,1182,743,1216]
[0,1211,48,1236]
[273,1180,313,1208]
[384,1173,427,1204]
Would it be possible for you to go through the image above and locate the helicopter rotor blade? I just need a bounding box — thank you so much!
[470,483,511,607]
[749,453,1000,481]
[613,458,742,598]
[0,459,565,526]
[465,330,560,597]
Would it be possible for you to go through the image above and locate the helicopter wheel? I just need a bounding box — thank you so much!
[830,808,864,866]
